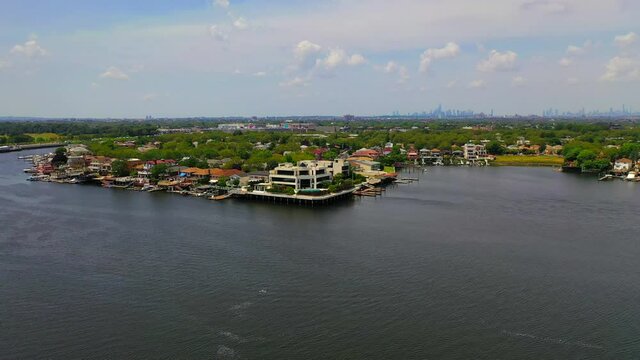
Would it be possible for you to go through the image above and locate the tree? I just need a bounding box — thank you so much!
[576,149,596,164]
[8,134,34,144]
[111,160,129,177]
[151,163,169,180]
[51,147,68,167]
[486,141,504,155]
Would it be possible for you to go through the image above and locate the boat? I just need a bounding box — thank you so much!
[367,177,382,186]
[625,171,638,182]
[211,193,233,200]
[598,174,614,181]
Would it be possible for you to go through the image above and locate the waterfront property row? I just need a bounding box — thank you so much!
[22,145,403,204]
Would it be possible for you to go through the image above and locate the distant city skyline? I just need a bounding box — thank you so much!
[0,0,639,118]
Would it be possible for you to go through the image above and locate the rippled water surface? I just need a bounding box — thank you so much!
[1,149,639,359]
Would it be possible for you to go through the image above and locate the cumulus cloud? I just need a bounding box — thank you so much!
[209,25,229,41]
[468,79,486,88]
[600,56,640,81]
[10,39,47,58]
[614,32,637,48]
[383,61,409,83]
[214,0,230,9]
[316,48,366,70]
[294,40,322,64]
[347,54,366,66]
[316,48,347,70]
[100,66,129,80]
[512,76,527,86]
[566,40,593,56]
[233,17,249,30]
[477,50,518,72]
[419,42,460,73]
[285,40,365,86]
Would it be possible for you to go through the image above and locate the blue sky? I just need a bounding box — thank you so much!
[0,0,639,117]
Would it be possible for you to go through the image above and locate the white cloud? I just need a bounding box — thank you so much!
[317,48,347,70]
[468,79,486,88]
[566,40,592,56]
[100,66,129,80]
[294,40,322,63]
[209,25,229,41]
[253,71,267,77]
[512,76,527,86]
[280,76,310,87]
[383,61,409,83]
[567,77,580,85]
[214,0,230,9]
[614,32,637,48]
[347,54,366,66]
[233,17,249,30]
[477,50,518,72]
[315,48,366,70]
[600,56,640,81]
[10,39,47,58]
[558,57,573,67]
[446,80,457,88]
[419,42,460,73]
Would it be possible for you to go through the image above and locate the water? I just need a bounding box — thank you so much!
[1,149,639,359]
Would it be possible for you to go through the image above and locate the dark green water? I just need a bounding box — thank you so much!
[1,149,639,359]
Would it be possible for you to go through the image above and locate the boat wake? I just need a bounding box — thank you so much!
[502,330,604,350]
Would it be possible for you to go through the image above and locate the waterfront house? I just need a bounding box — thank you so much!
[269,161,333,191]
[322,159,350,177]
[613,158,633,173]
[209,168,246,180]
[544,145,563,155]
[66,155,86,169]
[349,159,381,174]
[463,143,488,161]
[383,142,394,155]
[406,145,419,161]
[67,146,92,156]
[241,171,270,186]
[87,156,113,175]
[351,148,380,160]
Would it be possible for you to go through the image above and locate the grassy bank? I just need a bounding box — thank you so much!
[493,155,564,167]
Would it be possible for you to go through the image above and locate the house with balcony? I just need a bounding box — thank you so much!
[463,143,488,161]
[613,158,633,173]
[269,161,333,191]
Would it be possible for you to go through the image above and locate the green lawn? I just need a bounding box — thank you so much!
[26,133,63,142]
[493,155,564,166]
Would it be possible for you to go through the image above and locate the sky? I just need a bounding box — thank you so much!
[0,0,639,118]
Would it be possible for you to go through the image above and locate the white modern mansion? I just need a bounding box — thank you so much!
[463,143,488,161]
[268,159,349,191]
